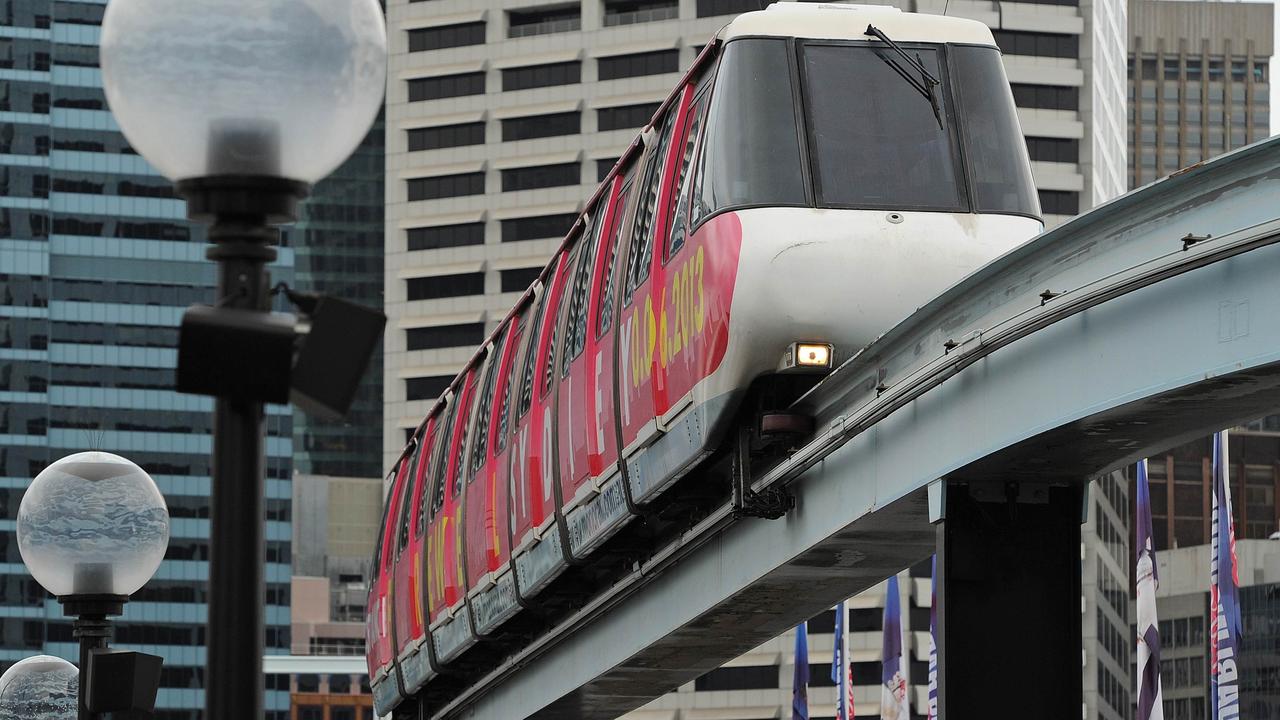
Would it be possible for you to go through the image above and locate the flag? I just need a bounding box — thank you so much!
[881,575,909,720]
[793,622,810,720]
[847,657,856,719]
[1210,431,1243,720]
[927,555,938,720]
[1135,459,1165,720]
[833,601,847,720]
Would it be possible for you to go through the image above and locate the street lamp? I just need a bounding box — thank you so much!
[16,452,170,718]
[98,3,387,718]
[0,655,78,718]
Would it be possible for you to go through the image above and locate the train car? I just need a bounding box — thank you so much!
[369,3,1042,713]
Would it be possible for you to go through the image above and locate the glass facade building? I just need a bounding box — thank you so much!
[1,2,292,717]
[287,118,384,480]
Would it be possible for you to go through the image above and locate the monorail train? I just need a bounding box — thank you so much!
[367,3,1043,714]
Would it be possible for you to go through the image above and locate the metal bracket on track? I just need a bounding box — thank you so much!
[730,425,794,520]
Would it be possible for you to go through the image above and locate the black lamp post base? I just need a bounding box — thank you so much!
[58,594,127,618]
[176,175,309,226]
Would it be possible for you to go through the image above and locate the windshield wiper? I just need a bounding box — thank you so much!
[864,24,944,129]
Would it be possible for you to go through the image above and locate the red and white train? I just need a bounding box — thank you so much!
[367,4,1042,715]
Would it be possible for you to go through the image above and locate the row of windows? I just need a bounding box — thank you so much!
[403,104,657,154]
[1132,56,1268,83]
[501,162,581,192]
[406,272,485,301]
[1038,190,1079,215]
[403,268,546,307]
[1025,137,1078,164]
[406,323,486,352]
[404,215,577,253]
[1011,83,1079,111]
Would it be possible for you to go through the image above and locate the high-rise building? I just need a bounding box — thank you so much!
[1086,471,1132,720]
[1126,0,1273,189]
[0,2,293,717]
[381,0,1128,466]
[1150,540,1280,720]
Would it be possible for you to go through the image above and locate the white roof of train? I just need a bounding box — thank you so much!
[721,3,997,47]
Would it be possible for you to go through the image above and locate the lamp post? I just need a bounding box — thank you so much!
[0,655,78,718]
[98,3,387,718]
[16,452,170,719]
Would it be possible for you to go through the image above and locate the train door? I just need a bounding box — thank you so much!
[560,168,636,558]
[393,416,438,692]
[616,98,687,504]
[556,209,604,513]
[369,454,411,711]
[425,366,480,663]
[509,250,573,599]
[653,71,719,423]
[462,321,522,635]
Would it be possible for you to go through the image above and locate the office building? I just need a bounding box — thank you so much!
[1151,539,1280,720]
[289,120,386,480]
[382,0,1128,466]
[0,2,294,716]
[1127,0,1272,190]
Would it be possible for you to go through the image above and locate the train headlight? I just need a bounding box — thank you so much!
[780,342,834,372]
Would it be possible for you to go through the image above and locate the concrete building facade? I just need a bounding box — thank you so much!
[1127,0,1272,189]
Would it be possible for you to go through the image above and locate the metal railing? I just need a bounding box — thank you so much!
[603,5,678,26]
[507,16,580,38]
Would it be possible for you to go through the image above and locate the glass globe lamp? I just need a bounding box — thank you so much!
[99,0,387,187]
[0,655,78,719]
[17,452,170,599]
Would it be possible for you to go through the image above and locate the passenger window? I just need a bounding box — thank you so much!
[469,328,507,481]
[427,401,456,521]
[596,173,635,338]
[517,290,548,418]
[372,463,398,577]
[666,89,711,259]
[451,387,473,497]
[562,211,603,376]
[623,111,677,306]
[541,254,571,398]
[396,438,422,553]
[496,316,525,453]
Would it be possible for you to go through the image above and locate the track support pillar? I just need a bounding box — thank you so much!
[936,480,1083,719]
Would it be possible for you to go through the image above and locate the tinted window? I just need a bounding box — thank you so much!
[501,267,543,293]
[951,46,1039,217]
[501,112,580,141]
[429,403,456,519]
[501,162,580,192]
[470,327,507,480]
[407,72,485,102]
[496,315,525,453]
[407,172,485,201]
[597,173,634,337]
[406,375,452,401]
[407,122,485,152]
[407,223,484,251]
[695,0,763,18]
[517,293,548,418]
[667,88,711,258]
[406,273,484,301]
[692,39,805,224]
[503,61,581,91]
[562,210,603,374]
[408,22,486,52]
[597,103,659,132]
[396,441,422,552]
[501,214,577,243]
[406,323,485,351]
[598,50,679,81]
[801,43,962,211]
[624,110,676,304]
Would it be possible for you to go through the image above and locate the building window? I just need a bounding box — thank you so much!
[406,272,485,301]
[1025,137,1079,163]
[500,213,578,242]
[596,157,618,181]
[501,267,543,292]
[407,122,485,152]
[695,0,763,18]
[596,103,659,132]
[990,30,1079,59]
[297,674,320,692]
[332,708,355,720]
[407,72,485,102]
[407,323,486,351]
[597,49,679,80]
[507,4,580,38]
[407,22,486,52]
[501,162,580,191]
[501,111,580,141]
[693,665,779,691]
[298,707,323,720]
[406,375,453,401]
[502,61,581,91]
[407,172,485,201]
[1011,84,1079,111]
[407,222,485,251]
[1038,190,1079,215]
[604,0,679,26]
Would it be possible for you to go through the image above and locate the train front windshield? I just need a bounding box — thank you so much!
[693,37,1040,221]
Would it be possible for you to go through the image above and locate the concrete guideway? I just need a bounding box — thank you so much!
[444,138,1280,719]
